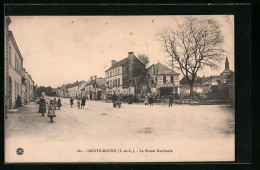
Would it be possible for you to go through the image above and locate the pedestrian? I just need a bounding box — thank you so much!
[70,97,74,108]
[16,95,22,107]
[112,92,118,108]
[57,98,62,110]
[53,98,57,110]
[144,94,149,105]
[81,97,86,109]
[48,100,56,123]
[148,95,154,106]
[39,96,47,116]
[168,94,173,107]
[77,98,81,109]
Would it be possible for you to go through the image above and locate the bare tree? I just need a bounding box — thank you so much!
[157,17,225,97]
[137,54,150,67]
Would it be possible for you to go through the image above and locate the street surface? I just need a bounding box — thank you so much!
[5,97,235,162]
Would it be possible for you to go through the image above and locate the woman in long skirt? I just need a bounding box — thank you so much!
[39,96,47,116]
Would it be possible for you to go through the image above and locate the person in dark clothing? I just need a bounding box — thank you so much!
[168,94,173,107]
[39,96,47,116]
[128,95,134,104]
[57,98,62,110]
[70,97,74,108]
[112,92,118,108]
[16,95,22,107]
[148,95,154,106]
[81,97,86,109]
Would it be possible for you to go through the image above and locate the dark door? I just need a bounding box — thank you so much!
[160,87,173,97]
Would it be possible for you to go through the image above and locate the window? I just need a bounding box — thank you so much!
[118,78,120,86]
[151,79,154,84]
[118,68,120,75]
[110,71,112,77]
[115,79,117,87]
[171,76,173,83]
[155,78,157,82]
[163,76,166,83]
[115,69,117,76]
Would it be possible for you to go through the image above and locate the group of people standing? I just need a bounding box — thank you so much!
[38,96,62,117]
[70,97,86,109]
[144,94,173,107]
[38,94,62,123]
[144,94,154,106]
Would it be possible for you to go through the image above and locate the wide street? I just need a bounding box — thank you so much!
[5,97,235,162]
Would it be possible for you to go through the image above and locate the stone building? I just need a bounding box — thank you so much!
[82,76,106,100]
[57,85,67,98]
[146,62,180,97]
[5,16,36,110]
[67,80,87,99]
[105,52,146,97]
[6,29,23,109]
[5,17,11,112]
[21,69,27,103]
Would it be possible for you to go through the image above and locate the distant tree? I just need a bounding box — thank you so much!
[137,54,150,67]
[209,84,229,100]
[37,86,54,96]
[157,16,225,97]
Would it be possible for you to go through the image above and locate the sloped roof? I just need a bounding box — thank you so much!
[106,58,129,71]
[85,78,106,88]
[95,78,106,87]
[148,62,180,76]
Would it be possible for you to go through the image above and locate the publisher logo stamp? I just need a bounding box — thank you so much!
[16,148,24,155]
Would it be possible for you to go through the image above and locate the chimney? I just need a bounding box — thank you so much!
[128,52,134,58]
[90,76,93,81]
[94,75,97,80]
[128,52,134,80]
[111,60,116,66]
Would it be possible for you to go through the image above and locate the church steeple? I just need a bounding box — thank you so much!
[225,56,229,70]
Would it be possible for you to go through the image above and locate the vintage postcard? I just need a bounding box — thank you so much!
[4,15,235,162]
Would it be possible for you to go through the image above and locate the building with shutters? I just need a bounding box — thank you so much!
[146,62,180,97]
[105,52,146,97]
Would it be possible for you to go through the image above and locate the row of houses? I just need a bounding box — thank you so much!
[5,16,37,111]
[57,52,181,100]
[57,52,234,101]
[56,77,106,100]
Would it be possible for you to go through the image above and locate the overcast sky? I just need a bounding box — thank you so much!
[9,15,234,87]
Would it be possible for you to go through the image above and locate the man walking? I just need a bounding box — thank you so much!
[81,97,86,109]
[112,92,118,108]
[168,94,173,107]
[70,97,74,108]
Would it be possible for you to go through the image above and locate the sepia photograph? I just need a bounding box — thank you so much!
[4,15,235,163]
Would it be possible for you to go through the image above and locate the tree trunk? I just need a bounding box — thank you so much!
[189,83,194,99]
